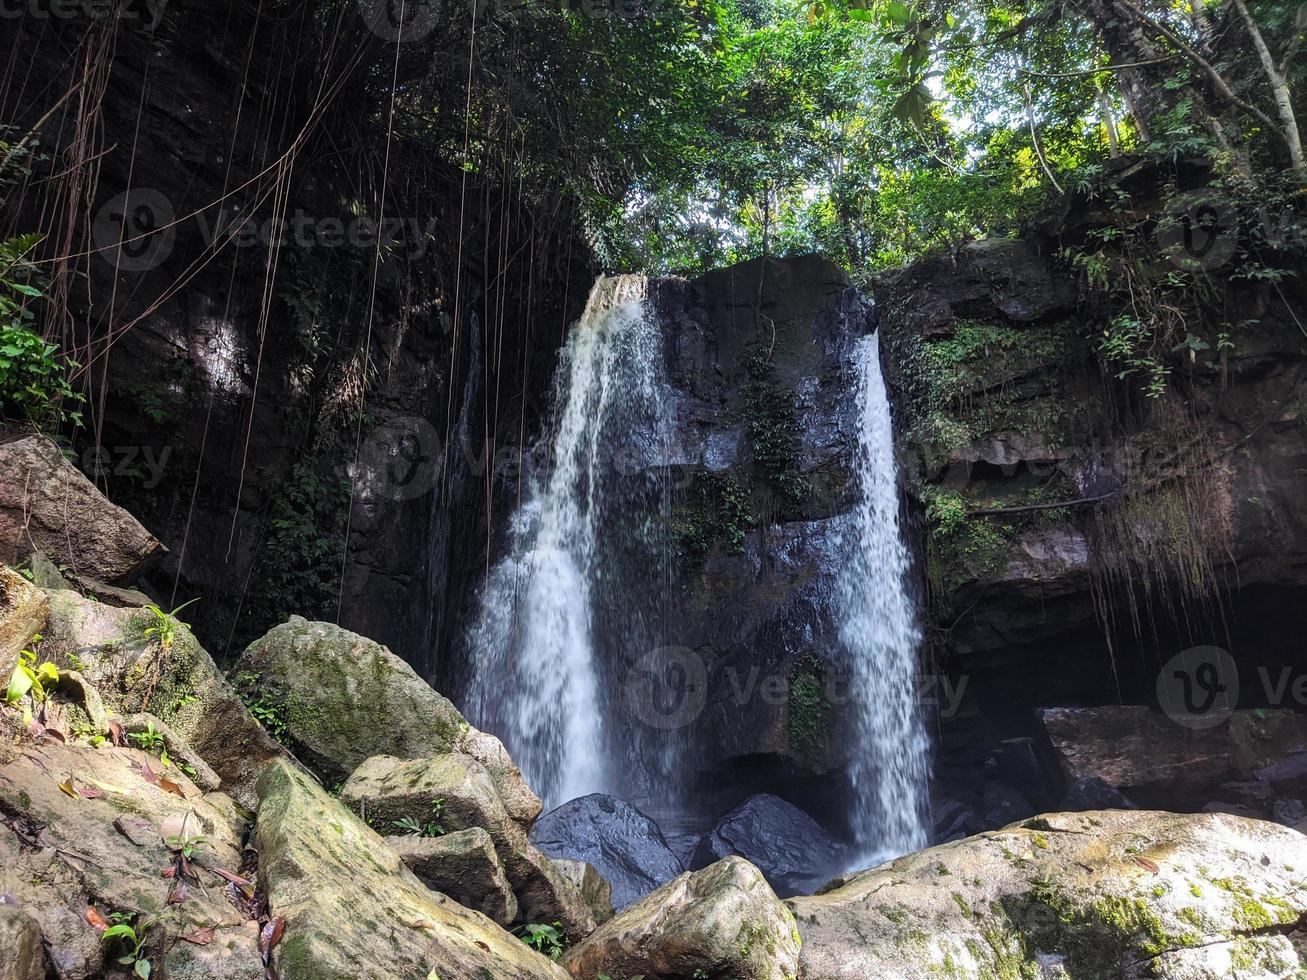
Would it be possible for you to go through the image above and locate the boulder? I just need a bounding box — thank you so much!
[692,793,846,898]
[530,793,684,908]
[386,827,518,925]
[0,737,260,978]
[0,904,45,980]
[237,616,540,823]
[788,809,1307,979]
[1042,706,1307,810]
[1061,775,1139,811]
[37,587,290,809]
[0,434,163,581]
[562,857,801,980]
[340,753,595,938]
[0,564,47,678]
[552,858,614,925]
[255,759,570,980]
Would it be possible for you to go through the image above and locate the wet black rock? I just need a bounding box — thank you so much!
[529,794,683,909]
[691,793,846,898]
[1060,776,1137,812]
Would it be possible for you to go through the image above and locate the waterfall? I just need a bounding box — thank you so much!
[465,275,668,807]
[837,333,930,865]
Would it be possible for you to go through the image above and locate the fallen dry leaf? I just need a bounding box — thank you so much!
[259,916,285,962]
[139,762,159,785]
[1132,856,1160,874]
[113,815,150,846]
[168,882,189,905]
[108,720,124,746]
[158,775,186,798]
[211,868,252,887]
[57,777,78,800]
[181,926,215,946]
[79,787,102,799]
[85,906,109,932]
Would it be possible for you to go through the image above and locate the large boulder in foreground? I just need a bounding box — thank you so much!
[386,828,518,926]
[36,586,290,809]
[340,753,595,939]
[562,856,801,980]
[0,737,260,978]
[693,793,846,898]
[530,793,683,908]
[255,759,570,980]
[0,433,163,581]
[237,616,540,823]
[0,564,47,677]
[788,809,1307,979]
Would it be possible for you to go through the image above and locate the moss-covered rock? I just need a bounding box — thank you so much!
[0,563,47,679]
[387,827,518,925]
[787,809,1307,979]
[562,856,801,980]
[37,586,291,809]
[237,616,541,824]
[340,753,595,939]
[0,738,258,978]
[254,759,570,980]
[0,905,45,980]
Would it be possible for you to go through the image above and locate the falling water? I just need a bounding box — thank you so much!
[837,332,931,866]
[465,275,668,807]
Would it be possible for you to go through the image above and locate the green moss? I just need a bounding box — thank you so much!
[739,344,807,508]
[787,656,829,758]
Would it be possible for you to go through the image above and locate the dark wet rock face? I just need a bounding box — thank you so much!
[529,794,684,909]
[692,793,846,897]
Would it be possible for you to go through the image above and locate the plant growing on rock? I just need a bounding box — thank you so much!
[138,598,198,650]
[4,638,58,708]
[516,922,566,961]
[392,798,446,838]
[101,915,154,979]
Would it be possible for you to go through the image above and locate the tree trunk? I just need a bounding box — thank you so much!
[1232,0,1307,174]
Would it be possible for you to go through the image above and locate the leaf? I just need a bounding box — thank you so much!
[101,924,137,942]
[108,719,125,746]
[210,868,252,887]
[158,775,186,798]
[260,916,285,962]
[139,762,159,785]
[58,777,79,799]
[1133,856,1160,874]
[6,666,33,703]
[85,906,110,932]
[113,818,152,846]
[134,958,152,979]
[181,926,215,946]
[167,882,189,905]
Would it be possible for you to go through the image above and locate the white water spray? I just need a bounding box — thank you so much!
[837,333,931,866]
[465,276,666,807]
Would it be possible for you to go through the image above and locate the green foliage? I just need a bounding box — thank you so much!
[4,637,57,707]
[243,461,349,641]
[101,916,153,979]
[233,671,289,742]
[788,655,829,757]
[673,471,753,571]
[740,345,806,507]
[138,599,198,651]
[392,798,446,838]
[0,234,82,430]
[517,922,566,961]
[127,720,166,753]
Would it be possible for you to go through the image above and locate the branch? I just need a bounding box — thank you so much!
[1116,0,1286,142]
[1016,56,1179,80]
[971,491,1120,517]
